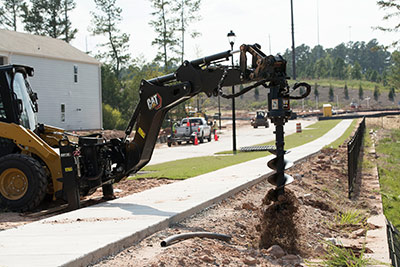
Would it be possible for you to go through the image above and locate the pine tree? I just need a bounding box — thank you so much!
[370,70,378,82]
[149,0,179,71]
[376,0,400,47]
[21,0,77,41]
[388,87,395,101]
[358,83,364,100]
[373,85,380,101]
[351,62,362,80]
[0,0,25,31]
[173,0,201,63]
[344,82,349,100]
[254,87,259,101]
[329,84,334,102]
[332,57,346,79]
[90,0,130,78]
[314,83,319,98]
[61,0,77,43]
[388,51,400,90]
[21,0,45,35]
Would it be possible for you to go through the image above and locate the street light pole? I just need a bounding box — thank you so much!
[227,30,237,153]
[218,95,221,130]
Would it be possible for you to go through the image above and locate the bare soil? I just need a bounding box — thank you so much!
[2,116,396,266]
[89,118,389,266]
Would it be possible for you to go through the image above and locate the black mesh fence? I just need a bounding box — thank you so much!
[347,117,365,198]
[387,219,400,267]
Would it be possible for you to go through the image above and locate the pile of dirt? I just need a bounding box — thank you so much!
[258,189,300,255]
[74,129,126,139]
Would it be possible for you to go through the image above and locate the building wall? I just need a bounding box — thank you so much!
[9,54,102,130]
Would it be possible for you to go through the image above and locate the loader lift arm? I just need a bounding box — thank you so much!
[119,43,310,194]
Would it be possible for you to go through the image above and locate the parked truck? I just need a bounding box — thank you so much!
[168,117,211,146]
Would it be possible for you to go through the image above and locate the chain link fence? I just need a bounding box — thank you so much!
[347,117,365,198]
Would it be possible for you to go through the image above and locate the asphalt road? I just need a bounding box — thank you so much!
[148,118,316,165]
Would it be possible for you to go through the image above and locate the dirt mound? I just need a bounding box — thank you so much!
[258,189,301,254]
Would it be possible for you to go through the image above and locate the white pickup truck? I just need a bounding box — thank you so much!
[167,117,212,146]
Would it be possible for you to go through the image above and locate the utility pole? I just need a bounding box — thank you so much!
[349,26,352,43]
[316,0,320,46]
[290,0,296,80]
[218,95,221,130]
[268,34,272,55]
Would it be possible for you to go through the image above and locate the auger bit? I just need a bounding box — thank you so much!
[266,82,311,197]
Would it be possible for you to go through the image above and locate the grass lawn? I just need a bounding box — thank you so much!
[326,119,357,149]
[289,78,388,92]
[130,119,347,180]
[375,128,400,228]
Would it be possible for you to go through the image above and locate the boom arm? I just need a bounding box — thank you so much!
[120,44,293,176]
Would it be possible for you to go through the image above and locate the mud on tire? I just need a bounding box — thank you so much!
[0,154,48,212]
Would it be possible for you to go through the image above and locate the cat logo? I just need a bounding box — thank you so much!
[147,93,162,110]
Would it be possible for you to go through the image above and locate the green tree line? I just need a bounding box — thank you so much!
[1,0,399,129]
[283,39,391,83]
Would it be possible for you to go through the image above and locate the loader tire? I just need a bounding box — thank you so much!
[0,154,48,212]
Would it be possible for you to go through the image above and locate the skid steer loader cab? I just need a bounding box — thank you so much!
[3,66,37,129]
[0,65,52,212]
[0,65,36,128]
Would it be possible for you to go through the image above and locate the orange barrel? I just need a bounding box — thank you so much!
[296,122,302,133]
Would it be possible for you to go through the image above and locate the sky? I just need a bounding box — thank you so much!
[69,0,398,63]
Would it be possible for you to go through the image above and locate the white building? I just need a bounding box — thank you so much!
[0,29,102,130]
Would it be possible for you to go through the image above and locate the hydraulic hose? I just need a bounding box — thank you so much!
[289,82,311,99]
[160,232,231,247]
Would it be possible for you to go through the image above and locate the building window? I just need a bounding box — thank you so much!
[61,103,65,122]
[73,65,78,83]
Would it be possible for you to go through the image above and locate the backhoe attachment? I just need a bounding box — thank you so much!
[121,44,310,198]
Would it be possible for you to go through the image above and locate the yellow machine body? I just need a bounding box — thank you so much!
[0,122,63,197]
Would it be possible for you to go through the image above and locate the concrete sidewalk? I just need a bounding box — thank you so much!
[149,119,315,165]
[0,120,358,267]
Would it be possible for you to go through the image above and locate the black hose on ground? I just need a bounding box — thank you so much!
[160,232,231,247]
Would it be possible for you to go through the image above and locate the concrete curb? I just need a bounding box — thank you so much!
[364,139,390,265]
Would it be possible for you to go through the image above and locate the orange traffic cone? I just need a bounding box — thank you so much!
[194,134,199,145]
[214,132,218,141]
